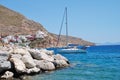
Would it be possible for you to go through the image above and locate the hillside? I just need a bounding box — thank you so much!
[0,5,47,35]
[0,5,94,48]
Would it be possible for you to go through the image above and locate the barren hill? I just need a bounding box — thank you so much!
[0,5,94,48]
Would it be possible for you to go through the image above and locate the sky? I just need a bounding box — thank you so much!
[0,0,120,44]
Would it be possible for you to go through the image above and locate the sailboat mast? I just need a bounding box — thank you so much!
[65,7,68,46]
[56,8,66,47]
[56,7,68,47]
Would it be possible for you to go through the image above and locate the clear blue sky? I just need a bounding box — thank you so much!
[0,0,120,43]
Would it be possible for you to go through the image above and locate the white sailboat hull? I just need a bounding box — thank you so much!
[56,48,87,53]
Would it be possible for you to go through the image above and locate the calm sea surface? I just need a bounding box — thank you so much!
[29,45,120,80]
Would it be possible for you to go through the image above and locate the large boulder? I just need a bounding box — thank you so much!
[9,48,30,56]
[54,54,68,61]
[22,55,36,69]
[10,54,22,59]
[29,49,54,62]
[54,60,69,68]
[10,58,26,73]
[0,52,11,74]
[0,61,11,73]
[0,51,9,59]
[34,60,55,71]
[40,49,54,56]
[26,67,40,74]
[1,71,14,79]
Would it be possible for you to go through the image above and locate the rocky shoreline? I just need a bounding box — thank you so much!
[0,45,70,80]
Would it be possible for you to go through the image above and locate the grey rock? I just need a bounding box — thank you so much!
[22,55,36,69]
[26,67,40,74]
[54,60,69,68]
[0,53,11,73]
[9,48,31,56]
[10,58,26,73]
[54,54,68,61]
[34,60,55,71]
[40,49,54,56]
[29,49,54,62]
[0,61,11,73]
[1,71,14,79]
[10,54,22,59]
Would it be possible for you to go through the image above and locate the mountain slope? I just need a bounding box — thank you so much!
[0,5,94,48]
[0,5,47,36]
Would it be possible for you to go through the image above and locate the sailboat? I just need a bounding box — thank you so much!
[55,7,87,53]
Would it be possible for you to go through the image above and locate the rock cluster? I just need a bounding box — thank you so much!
[0,46,69,79]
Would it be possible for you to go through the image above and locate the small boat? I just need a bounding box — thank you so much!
[56,47,86,53]
[55,7,87,53]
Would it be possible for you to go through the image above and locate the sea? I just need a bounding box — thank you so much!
[28,45,120,80]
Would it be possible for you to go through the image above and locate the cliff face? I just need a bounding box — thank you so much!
[0,5,94,48]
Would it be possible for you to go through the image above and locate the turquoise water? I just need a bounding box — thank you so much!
[30,45,120,80]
